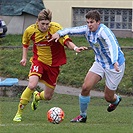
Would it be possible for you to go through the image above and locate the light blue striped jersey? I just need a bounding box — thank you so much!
[57,24,125,69]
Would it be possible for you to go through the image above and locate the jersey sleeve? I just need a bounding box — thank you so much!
[22,24,35,48]
[57,25,87,36]
[100,27,119,64]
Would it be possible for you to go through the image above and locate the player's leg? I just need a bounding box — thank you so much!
[31,65,59,110]
[13,75,39,122]
[104,86,121,112]
[71,71,101,122]
[31,85,54,110]
[71,62,103,123]
[104,63,125,112]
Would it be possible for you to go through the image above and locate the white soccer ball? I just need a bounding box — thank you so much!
[47,107,65,124]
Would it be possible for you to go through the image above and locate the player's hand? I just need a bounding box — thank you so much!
[48,33,60,42]
[75,46,88,53]
[114,62,120,72]
[20,59,27,66]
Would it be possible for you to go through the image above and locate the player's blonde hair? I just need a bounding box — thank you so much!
[38,9,52,21]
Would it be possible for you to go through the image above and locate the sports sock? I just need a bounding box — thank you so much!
[35,91,45,101]
[111,95,120,105]
[16,87,33,115]
[79,94,90,118]
[40,91,45,100]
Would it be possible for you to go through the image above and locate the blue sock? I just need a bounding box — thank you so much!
[112,95,120,105]
[79,94,90,117]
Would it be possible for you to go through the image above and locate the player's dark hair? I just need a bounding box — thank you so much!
[38,9,52,21]
[85,10,101,22]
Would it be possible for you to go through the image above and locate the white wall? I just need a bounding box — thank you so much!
[43,0,133,28]
[0,14,37,34]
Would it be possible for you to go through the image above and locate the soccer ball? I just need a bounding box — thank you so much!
[47,107,65,124]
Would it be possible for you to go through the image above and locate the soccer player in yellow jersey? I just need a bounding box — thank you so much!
[13,9,87,122]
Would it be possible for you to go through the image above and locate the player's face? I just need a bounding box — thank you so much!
[86,18,100,32]
[37,20,50,32]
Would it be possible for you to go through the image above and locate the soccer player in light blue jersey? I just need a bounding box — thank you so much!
[49,10,125,123]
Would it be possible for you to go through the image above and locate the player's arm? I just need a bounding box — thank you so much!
[20,28,31,66]
[20,46,28,66]
[65,41,88,53]
[101,29,119,71]
[113,62,120,72]
[49,25,87,42]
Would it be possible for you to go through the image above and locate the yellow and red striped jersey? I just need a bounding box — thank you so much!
[22,22,72,67]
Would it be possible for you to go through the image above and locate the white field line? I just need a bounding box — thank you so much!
[0,123,35,127]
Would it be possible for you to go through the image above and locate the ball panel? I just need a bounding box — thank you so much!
[47,107,65,124]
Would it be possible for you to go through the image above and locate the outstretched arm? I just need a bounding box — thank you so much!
[48,32,60,42]
[65,41,88,53]
[49,25,87,42]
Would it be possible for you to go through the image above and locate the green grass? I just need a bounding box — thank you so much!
[0,35,133,95]
[0,93,132,133]
[0,34,22,46]
[0,35,132,133]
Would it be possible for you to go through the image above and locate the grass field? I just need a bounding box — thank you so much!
[0,35,133,132]
[0,93,132,133]
[0,35,133,95]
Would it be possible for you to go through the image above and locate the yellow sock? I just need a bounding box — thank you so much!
[16,87,33,115]
[16,100,27,116]
[35,91,45,101]
[40,91,45,100]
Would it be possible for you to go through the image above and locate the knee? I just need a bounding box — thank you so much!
[45,94,52,100]
[28,84,37,90]
[81,84,91,96]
